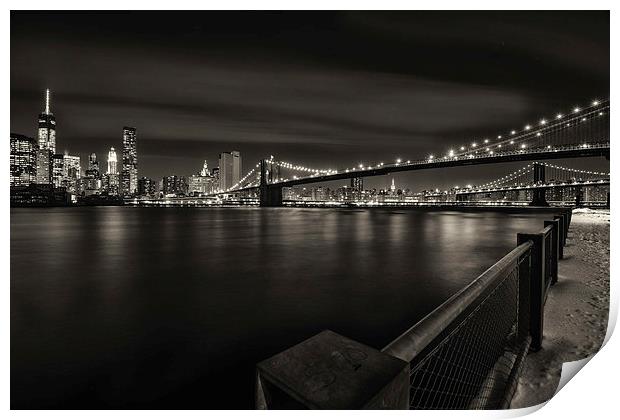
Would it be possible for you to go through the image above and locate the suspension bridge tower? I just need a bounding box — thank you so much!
[259,159,283,207]
[530,162,549,207]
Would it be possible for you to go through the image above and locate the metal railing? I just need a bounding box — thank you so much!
[256,209,572,409]
[382,242,532,409]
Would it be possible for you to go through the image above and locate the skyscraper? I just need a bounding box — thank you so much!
[52,154,65,187]
[84,153,102,196]
[35,150,52,184]
[121,126,138,196]
[87,153,99,175]
[37,89,56,153]
[188,161,217,195]
[107,147,118,174]
[35,89,56,184]
[162,175,188,196]
[10,133,37,186]
[351,177,363,199]
[63,155,81,179]
[218,151,241,191]
[200,160,209,177]
[63,154,81,195]
[232,151,242,187]
[138,177,156,197]
[104,147,119,196]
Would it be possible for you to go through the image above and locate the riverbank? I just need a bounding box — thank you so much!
[510,208,610,408]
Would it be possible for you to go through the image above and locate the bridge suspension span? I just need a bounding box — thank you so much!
[220,98,609,206]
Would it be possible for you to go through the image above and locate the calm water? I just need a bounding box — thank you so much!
[11,207,555,408]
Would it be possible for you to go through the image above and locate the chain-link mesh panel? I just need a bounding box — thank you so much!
[408,262,523,409]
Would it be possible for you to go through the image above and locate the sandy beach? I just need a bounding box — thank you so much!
[511,208,610,408]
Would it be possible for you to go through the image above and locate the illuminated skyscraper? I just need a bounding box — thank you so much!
[104,147,119,195]
[35,150,52,184]
[188,161,217,195]
[35,89,56,184]
[121,126,138,196]
[63,154,81,195]
[87,153,99,175]
[351,177,363,200]
[37,89,56,153]
[63,155,81,179]
[10,133,37,186]
[200,160,209,176]
[107,147,118,174]
[83,152,101,195]
[52,154,65,187]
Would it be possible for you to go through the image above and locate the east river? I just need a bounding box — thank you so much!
[11,206,556,408]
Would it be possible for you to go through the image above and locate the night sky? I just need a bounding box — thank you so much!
[10,11,610,190]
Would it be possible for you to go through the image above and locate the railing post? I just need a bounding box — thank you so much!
[517,232,545,351]
[256,330,409,409]
[544,220,560,284]
[554,215,565,259]
[561,212,568,242]
[558,210,570,242]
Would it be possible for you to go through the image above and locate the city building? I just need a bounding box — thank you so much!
[52,154,65,187]
[35,89,56,184]
[82,176,102,196]
[311,186,331,201]
[10,133,37,187]
[200,160,209,177]
[62,154,81,195]
[35,149,52,184]
[107,147,118,175]
[162,175,188,197]
[37,89,56,153]
[188,161,217,196]
[87,153,100,176]
[351,177,363,200]
[212,167,220,188]
[121,126,138,196]
[103,173,120,196]
[82,152,101,196]
[335,186,355,202]
[138,177,157,197]
[218,151,241,191]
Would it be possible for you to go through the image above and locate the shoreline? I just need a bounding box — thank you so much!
[510,209,610,408]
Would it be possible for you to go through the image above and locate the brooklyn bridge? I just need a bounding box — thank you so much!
[130,98,610,207]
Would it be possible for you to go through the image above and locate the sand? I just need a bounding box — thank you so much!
[510,208,610,408]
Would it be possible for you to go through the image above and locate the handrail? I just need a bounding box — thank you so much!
[539,224,553,237]
[382,241,533,362]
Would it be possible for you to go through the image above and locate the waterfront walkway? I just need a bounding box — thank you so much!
[511,209,610,408]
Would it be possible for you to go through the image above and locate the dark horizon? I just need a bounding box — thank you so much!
[10,11,610,190]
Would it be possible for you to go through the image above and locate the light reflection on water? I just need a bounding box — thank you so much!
[11,207,554,408]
